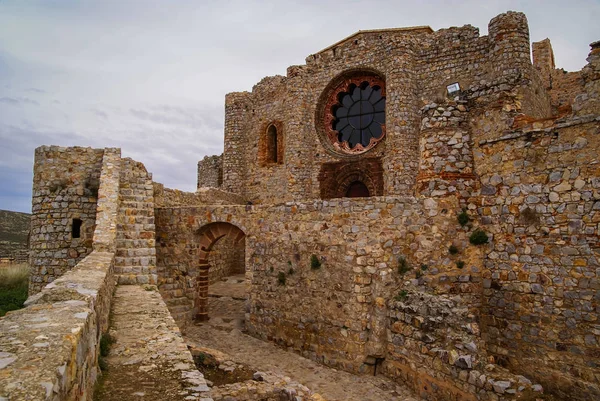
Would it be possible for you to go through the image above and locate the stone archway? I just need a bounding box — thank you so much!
[195,222,246,321]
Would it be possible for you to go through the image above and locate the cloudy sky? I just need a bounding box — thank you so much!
[1,0,598,213]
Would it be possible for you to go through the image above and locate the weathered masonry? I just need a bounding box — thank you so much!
[2,10,599,401]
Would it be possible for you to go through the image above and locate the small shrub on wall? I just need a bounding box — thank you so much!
[457,209,470,227]
[397,256,410,275]
[469,229,489,245]
[310,254,321,270]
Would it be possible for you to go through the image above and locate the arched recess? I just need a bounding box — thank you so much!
[318,158,384,199]
[195,222,246,321]
[259,121,284,166]
[335,171,376,199]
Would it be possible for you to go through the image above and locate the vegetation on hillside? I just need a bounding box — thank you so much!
[0,263,29,317]
[0,209,31,260]
[0,209,30,243]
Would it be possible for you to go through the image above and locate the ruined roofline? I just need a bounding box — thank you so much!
[312,26,433,56]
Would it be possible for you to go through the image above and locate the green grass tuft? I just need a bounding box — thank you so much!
[397,256,410,275]
[394,290,408,302]
[99,333,115,358]
[278,271,286,285]
[310,254,321,270]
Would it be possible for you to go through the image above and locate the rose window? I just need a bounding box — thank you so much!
[322,76,386,155]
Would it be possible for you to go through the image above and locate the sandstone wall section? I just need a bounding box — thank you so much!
[1,147,121,400]
[29,146,104,294]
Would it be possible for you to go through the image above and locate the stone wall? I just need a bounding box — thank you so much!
[29,146,104,294]
[574,41,600,116]
[475,116,600,400]
[214,12,551,206]
[91,149,121,253]
[154,183,245,207]
[1,144,122,400]
[155,195,539,399]
[0,251,116,401]
[533,38,585,113]
[198,154,223,189]
[113,158,157,285]
[208,235,245,284]
[383,288,543,400]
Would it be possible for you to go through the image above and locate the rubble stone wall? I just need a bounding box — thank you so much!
[1,148,121,400]
[155,196,499,392]
[219,12,547,205]
[208,235,245,284]
[154,183,246,207]
[533,38,585,112]
[0,251,116,401]
[476,117,600,400]
[29,146,104,294]
[383,289,544,401]
[198,154,223,189]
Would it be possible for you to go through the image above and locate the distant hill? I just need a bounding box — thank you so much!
[0,209,30,260]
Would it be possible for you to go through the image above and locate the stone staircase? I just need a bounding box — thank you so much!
[114,158,157,285]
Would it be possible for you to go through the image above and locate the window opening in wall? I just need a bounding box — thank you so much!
[267,125,278,163]
[345,181,370,198]
[332,82,385,150]
[72,218,82,239]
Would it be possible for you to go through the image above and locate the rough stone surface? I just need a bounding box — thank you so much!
[95,285,212,401]
[0,251,115,401]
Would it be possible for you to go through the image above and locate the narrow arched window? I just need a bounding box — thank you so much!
[267,125,278,163]
[72,218,82,238]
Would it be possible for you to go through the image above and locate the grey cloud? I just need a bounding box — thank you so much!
[0,97,39,106]
[26,88,46,93]
[129,105,222,131]
[90,108,108,119]
[0,97,19,105]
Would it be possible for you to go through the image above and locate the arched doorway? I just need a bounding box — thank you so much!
[345,180,370,198]
[196,222,246,321]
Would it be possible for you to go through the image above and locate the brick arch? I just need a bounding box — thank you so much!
[335,171,376,198]
[195,222,245,321]
[319,158,384,199]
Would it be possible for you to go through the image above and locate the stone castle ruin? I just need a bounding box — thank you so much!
[1,11,599,401]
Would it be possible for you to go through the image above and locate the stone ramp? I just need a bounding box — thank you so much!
[185,325,420,401]
[189,274,420,400]
[96,285,212,401]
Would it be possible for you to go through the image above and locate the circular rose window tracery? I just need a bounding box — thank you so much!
[323,75,386,155]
